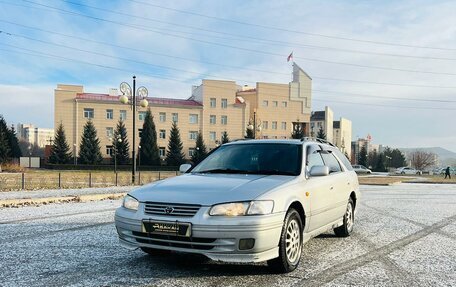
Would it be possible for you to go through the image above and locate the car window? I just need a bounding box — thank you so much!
[320,152,342,173]
[332,148,353,171]
[306,144,324,171]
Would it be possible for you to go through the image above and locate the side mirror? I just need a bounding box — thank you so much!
[179,164,192,173]
[309,165,330,177]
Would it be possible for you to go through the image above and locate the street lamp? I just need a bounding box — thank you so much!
[73,143,77,166]
[247,111,262,139]
[110,136,122,174]
[137,145,141,173]
[119,76,149,184]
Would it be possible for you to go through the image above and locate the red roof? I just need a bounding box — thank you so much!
[76,93,203,107]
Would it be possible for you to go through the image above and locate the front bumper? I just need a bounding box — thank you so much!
[115,205,285,263]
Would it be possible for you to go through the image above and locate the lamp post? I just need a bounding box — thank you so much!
[137,145,141,173]
[119,76,149,184]
[73,143,77,166]
[247,111,262,139]
[385,155,392,172]
[110,136,122,174]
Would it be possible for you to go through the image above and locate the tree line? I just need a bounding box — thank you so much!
[0,115,22,164]
[357,146,407,171]
[49,109,230,166]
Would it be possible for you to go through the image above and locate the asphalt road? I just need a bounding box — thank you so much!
[0,184,455,287]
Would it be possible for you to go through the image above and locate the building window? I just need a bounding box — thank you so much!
[138,128,143,138]
[272,121,277,129]
[221,115,227,125]
[120,110,127,121]
[83,108,94,119]
[106,127,114,138]
[189,114,198,124]
[209,132,216,141]
[159,112,166,122]
[209,115,216,124]
[189,148,195,157]
[159,129,166,139]
[138,111,147,121]
[159,147,166,157]
[172,113,178,123]
[282,101,288,107]
[106,145,113,156]
[281,122,287,130]
[262,100,268,107]
[263,121,268,129]
[272,101,278,107]
[189,131,198,140]
[221,98,228,109]
[106,109,113,119]
[210,98,216,108]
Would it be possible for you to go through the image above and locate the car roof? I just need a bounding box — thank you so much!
[224,138,335,149]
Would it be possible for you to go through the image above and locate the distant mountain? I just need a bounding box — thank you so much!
[398,147,456,166]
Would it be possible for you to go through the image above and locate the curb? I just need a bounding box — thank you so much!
[0,192,127,208]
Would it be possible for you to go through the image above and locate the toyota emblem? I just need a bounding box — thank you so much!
[164,206,174,214]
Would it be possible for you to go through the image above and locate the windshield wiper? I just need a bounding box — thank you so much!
[195,168,248,174]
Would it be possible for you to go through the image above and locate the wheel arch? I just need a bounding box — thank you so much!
[350,191,357,210]
[287,201,306,227]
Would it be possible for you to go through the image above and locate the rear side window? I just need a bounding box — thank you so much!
[332,149,353,171]
[321,152,342,173]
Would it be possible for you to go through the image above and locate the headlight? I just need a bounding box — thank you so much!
[123,195,139,211]
[209,201,274,216]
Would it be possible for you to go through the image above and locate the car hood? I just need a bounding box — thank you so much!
[129,173,295,205]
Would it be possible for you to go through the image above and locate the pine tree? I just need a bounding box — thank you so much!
[0,116,11,164]
[245,127,254,139]
[78,120,103,165]
[49,123,72,164]
[191,131,207,165]
[358,145,368,167]
[316,126,326,140]
[375,153,386,172]
[7,126,22,158]
[221,131,230,144]
[139,109,160,166]
[367,150,378,169]
[165,121,185,166]
[112,120,130,165]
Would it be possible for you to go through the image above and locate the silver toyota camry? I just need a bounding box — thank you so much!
[115,139,360,273]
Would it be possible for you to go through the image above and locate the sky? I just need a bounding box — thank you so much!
[0,0,455,152]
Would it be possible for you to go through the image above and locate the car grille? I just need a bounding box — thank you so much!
[132,231,216,250]
[144,202,201,217]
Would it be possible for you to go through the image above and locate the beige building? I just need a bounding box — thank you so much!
[54,63,313,161]
[310,106,352,157]
[17,123,54,148]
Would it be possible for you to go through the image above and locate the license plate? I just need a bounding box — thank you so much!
[142,220,192,237]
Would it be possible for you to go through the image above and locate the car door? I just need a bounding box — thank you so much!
[305,144,337,232]
[319,150,349,223]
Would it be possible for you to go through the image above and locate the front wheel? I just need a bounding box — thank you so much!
[267,209,303,273]
[334,198,354,237]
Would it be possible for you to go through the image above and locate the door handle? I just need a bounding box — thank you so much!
[347,182,351,185]
[330,186,334,190]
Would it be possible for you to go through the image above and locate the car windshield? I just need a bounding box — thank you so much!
[192,143,302,176]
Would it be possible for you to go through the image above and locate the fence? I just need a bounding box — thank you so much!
[0,171,179,191]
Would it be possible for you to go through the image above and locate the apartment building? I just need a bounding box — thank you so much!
[54,63,313,160]
[16,123,54,148]
[310,106,352,157]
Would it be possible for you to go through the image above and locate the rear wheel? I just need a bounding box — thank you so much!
[267,209,303,273]
[140,247,170,256]
[334,198,354,237]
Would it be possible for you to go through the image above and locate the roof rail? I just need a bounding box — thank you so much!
[300,137,336,147]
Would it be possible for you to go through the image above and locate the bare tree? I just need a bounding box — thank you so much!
[410,151,437,171]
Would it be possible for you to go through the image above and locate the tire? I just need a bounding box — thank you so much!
[267,209,303,273]
[334,198,354,237]
[401,171,405,175]
[140,247,170,256]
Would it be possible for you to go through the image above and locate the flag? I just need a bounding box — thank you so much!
[287,52,293,62]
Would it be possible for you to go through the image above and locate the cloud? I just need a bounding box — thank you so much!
[0,0,455,151]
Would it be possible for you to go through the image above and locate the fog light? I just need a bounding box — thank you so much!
[239,238,255,250]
